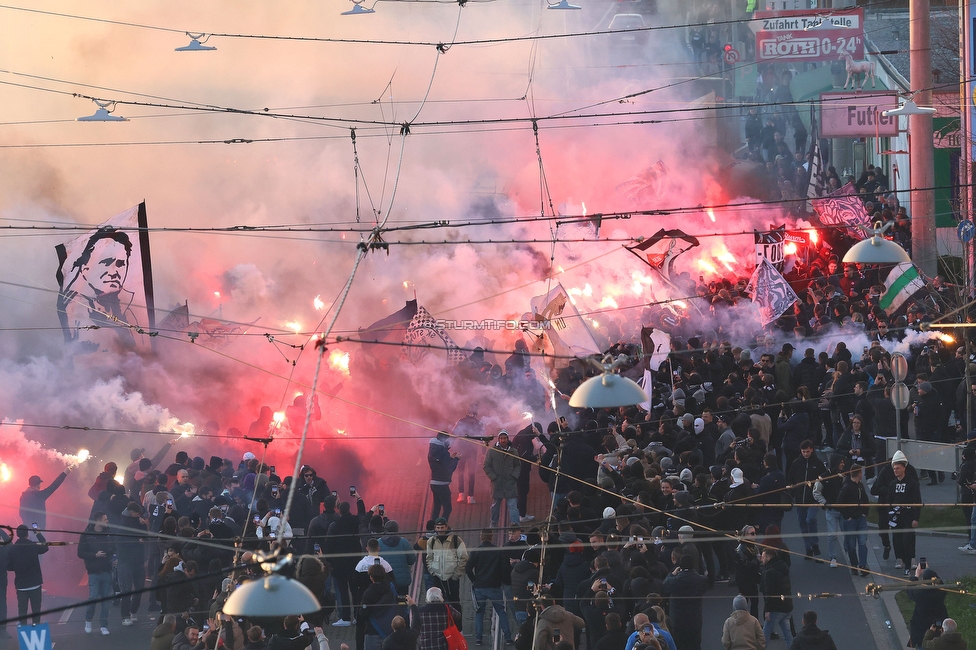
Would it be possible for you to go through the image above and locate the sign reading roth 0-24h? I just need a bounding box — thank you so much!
[752,8,863,62]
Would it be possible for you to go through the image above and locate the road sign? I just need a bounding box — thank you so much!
[958,219,975,242]
[724,48,740,64]
[17,624,52,650]
[891,382,911,410]
[891,352,908,382]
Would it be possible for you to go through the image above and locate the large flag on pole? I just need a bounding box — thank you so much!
[746,258,799,326]
[55,203,155,355]
[880,263,927,315]
[527,284,602,359]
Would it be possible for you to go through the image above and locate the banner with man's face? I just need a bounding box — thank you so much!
[55,203,155,355]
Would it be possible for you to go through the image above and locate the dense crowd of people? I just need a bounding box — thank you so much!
[2,308,973,650]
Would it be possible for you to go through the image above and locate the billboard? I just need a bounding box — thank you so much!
[820,92,898,137]
[753,8,864,62]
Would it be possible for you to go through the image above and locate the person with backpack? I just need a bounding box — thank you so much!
[426,519,468,630]
[358,564,404,650]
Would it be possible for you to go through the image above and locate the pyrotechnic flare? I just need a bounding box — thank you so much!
[807,229,819,244]
[939,334,955,344]
[313,295,325,311]
[272,411,286,428]
[0,463,10,482]
[784,242,797,255]
[706,208,716,222]
[697,260,717,275]
[285,321,302,333]
[329,350,351,374]
[521,411,533,421]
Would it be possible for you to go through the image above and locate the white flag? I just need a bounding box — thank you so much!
[528,284,602,359]
[746,258,799,326]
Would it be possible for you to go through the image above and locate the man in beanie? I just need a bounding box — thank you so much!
[123,440,175,495]
[426,518,468,630]
[887,450,922,576]
[720,594,764,650]
[378,520,415,596]
[483,430,521,528]
[20,466,72,530]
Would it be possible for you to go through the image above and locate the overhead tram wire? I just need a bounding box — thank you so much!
[0,1,894,50]
[0,181,968,238]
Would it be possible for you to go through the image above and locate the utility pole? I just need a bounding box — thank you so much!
[911,0,937,278]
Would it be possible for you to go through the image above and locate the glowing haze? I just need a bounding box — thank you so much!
[0,1,806,593]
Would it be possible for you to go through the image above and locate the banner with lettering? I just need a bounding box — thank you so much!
[755,225,786,271]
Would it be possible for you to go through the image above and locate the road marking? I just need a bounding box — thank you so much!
[58,608,72,625]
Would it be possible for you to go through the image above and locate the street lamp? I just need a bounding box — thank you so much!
[342,0,375,14]
[77,100,127,122]
[547,0,582,9]
[175,33,216,51]
[222,555,322,617]
[842,222,912,265]
[568,355,648,408]
[883,99,937,277]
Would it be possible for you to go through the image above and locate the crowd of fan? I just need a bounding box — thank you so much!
[4,320,975,650]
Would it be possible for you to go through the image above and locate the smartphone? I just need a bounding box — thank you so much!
[919,557,927,569]
[271,488,280,498]
[31,523,37,530]
[254,516,261,524]
[374,558,381,566]
[270,465,276,474]
[527,581,535,590]
[313,543,322,554]
[203,624,210,631]
[378,504,385,515]
[552,629,560,643]
[167,499,174,506]
[332,490,338,498]
[274,509,281,516]
[600,578,607,587]
[350,486,356,496]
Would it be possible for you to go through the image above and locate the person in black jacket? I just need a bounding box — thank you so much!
[662,553,707,650]
[78,512,116,633]
[358,564,401,650]
[428,432,460,522]
[760,548,793,646]
[790,610,838,650]
[788,441,826,558]
[5,525,47,625]
[115,504,148,626]
[888,450,923,575]
[328,498,367,626]
[836,414,875,474]
[467,529,514,645]
[19,467,71,530]
[382,607,421,650]
[837,464,870,575]
[555,433,599,499]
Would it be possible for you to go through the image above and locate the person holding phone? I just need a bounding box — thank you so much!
[78,512,116,635]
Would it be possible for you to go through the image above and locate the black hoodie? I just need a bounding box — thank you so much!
[790,623,838,650]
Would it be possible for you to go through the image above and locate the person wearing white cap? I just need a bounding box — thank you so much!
[724,468,753,536]
[887,449,922,576]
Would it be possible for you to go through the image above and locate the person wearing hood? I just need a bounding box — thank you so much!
[466,529,514,645]
[378,520,415,596]
[721,594,764,650]
[511,548,541,625]
[552,540,590,617]
[484,430,521,528]
[663,553,707,650]
[150,614,177,650]
[77,512,116,635]
[908,565,949,648]
[887,450,923,576]
[87,462,120,501]
[533,595,585,650]
[837,464,870,575]
[326,499,366,627]
[789,610,837,650]
[428,431,460,522]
